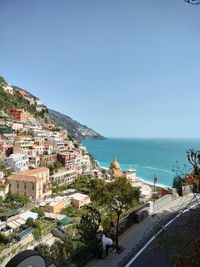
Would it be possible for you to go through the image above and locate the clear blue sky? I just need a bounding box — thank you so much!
[0,0,200,138]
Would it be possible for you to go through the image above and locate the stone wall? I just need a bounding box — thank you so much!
[153,194,173,212]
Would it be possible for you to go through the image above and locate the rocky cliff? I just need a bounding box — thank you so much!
[49,109,105,140]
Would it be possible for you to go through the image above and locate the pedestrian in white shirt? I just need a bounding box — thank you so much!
[102,234,113,257]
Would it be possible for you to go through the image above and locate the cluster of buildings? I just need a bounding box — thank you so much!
[0,211,38,236]
[0,87,93,203]
[0,128,92,201]
[40,192,91,213]
[2,84,46,111]
[101,157,153,201]
[0,82,152,250]
[0,91,93,243]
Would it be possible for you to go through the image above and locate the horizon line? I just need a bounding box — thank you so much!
[95,136,200,139]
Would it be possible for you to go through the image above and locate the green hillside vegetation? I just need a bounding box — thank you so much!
[0,75,104,139]
[0,76,47,118]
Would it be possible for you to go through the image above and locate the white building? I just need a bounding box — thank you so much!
[81,156,92,174]
[70,193,91,209]
[24,96,35,105]
[79,145,89,155]
[2,84,14,95]
[51,170,77,185]
[6,153,29,172]
[32,129,51,138]
[126,168,137,182]
[12,122,24,132]
[13,138,34,155]
[48,137,67,153]
[19,211,38,221]
[35,99,43,106]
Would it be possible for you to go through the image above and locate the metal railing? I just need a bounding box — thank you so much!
[64,203,150,267]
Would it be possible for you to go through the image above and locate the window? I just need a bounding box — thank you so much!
[17,183,19,189]
[32,185,34,190]
[24,184,26,189]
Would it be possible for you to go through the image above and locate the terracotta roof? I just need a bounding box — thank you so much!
[112,169,123,178]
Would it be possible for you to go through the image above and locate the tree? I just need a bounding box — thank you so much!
[107,177,140,249]
[90,178,107,204]
[0,233,12,244]
[187,149,200,177]
[33,227,42,241]
[77,206,101,244]
[34,243,50,258]
[0,163,12,177]
[31,207,44,219]
[5,193,29,205]
[173,176,184,195]
[91,177,140,249]
[49,161,63,175]
[50,238,73,265]
[72,175,93,192]
[158,150,200,266]
[26,218,36,228]
[184,0,200,4]
[0,76,6,85]
[61,205,81,217]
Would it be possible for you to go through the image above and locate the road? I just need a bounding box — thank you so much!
[124,198,198,267]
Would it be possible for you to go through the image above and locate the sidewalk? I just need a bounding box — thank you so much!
[85,193,194,267]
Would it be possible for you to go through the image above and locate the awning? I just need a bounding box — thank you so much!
[7,218,26,229]
[58,216,71,225]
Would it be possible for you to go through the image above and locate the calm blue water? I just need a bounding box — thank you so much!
[82,138,200,187]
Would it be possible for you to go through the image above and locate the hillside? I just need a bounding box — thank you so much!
[49,109,105,140]
[0,78,43,117]
[0,76,106,140]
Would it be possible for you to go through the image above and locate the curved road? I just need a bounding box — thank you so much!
[124,202,198,267]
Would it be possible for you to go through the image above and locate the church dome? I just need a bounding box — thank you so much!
[110,157,120,170]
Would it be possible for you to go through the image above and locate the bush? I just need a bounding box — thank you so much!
[5,193,29,205]
[61,205,82,217]
[0,233,12,244]
[0,243,6,252]
[34,243,50,258]
[31,207,44,219]
[26,218,36,228]
[33,227,41,241]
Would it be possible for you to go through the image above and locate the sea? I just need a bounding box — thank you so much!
[82,138,200,187]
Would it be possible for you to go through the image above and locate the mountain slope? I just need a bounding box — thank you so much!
[0,75,106,140]
[49,109,105,140]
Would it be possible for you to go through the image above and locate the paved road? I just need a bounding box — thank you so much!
[85,193,198,267]
[124,198,198,267]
